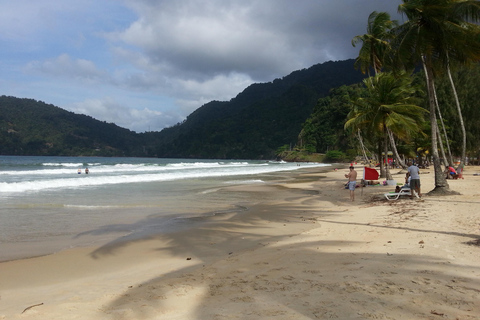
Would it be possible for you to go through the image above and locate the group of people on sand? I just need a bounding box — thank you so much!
[344,161,422,202]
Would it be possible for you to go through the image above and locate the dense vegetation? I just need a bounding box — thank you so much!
[1,59,367,159]
[434,64,480,157]
[299,63,480,162]
[149,59,367,159]
[2,58,480,165]
[0,96,144,157]
[298,84,366,156]
[338,1,480,192]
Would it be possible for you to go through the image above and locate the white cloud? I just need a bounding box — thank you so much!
[25,54,107,84]
[2,0,403,132]
[68,97,181,133]
[115,1,304,80]
[175,72,253,101]
[115,0,402,83]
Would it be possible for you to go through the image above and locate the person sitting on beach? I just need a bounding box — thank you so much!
[446,165,458,179]
[403,173,411,188]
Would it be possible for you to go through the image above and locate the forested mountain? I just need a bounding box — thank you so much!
[149,59,367,159]
[0,96,144,156]
[3,59,480,161]
[0,59,367,159]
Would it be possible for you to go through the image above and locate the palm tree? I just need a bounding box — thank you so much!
[352,11,400,173]
[345,72,427,180]
[432,82,454,166]
[444,2,480,167]
[352,11,398,76]
[394,0,480,193]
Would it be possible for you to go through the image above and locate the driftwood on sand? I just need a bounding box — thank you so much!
[21,303,44,314]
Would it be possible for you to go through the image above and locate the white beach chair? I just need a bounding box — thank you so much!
[384,187,418,200]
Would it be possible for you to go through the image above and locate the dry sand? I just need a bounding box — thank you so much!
[1,165,479,320]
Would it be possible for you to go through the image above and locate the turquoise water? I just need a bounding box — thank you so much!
[0,156,329,261]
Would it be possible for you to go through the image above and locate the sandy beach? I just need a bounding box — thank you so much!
[1,165,479,320]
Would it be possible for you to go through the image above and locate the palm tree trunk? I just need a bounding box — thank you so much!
[433,83,454,165]
[363,142,375,163]
[384,128,393,180]
[387,128,407,169]
[357,129,370,165]
[378,141,385,178]
[446,62,467,167]
[436,125,448,167]
[423,56,449,191]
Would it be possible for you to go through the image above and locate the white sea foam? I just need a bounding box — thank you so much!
[0,157,330,194]
[224,179,265,184]
[43,162,84,167]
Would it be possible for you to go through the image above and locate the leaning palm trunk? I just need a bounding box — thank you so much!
[357,129,370,165]
[384,128,393,180]
[446,62,466,167]
[436,125,448,167]
[433,83,454,165]
[387,128,407,169]
[363,141,375,164]
[423,56,449,191]
[378,141,385,178]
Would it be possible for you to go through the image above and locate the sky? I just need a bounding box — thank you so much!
[0,0,403,133]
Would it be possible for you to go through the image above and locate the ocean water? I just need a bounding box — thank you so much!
[0,156,329,261]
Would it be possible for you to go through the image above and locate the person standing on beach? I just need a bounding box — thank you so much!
[407,162,421,198]
[345,166,357,201]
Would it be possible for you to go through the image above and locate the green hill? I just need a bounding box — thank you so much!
[1,59,367,159]
[150,59,367,159]
[0,96,143,156]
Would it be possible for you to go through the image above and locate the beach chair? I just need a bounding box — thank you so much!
[384,188,417,200]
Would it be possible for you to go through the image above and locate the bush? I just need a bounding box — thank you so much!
[324,150,346,162]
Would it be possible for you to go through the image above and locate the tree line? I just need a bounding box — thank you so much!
[0,96,145,157]
[300,0,480,195]
[0,59,366,159]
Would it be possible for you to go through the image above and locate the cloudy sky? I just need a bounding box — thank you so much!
[1,0,403,132]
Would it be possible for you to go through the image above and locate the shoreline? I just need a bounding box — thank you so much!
[0,164,337,264]
[1,165,479,319]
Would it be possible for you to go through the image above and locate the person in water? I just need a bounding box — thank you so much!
[85,167,89,174]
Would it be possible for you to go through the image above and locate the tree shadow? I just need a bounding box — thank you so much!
[73,169,480,319]
[76,184,334,260]
[100,238,480,319]
[87,194,479,319]
[315,219,480,241]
